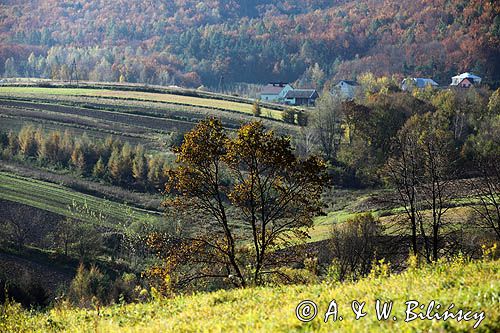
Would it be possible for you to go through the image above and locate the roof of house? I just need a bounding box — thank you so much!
[452,72,481,80]
[260,82,290,95]
[450,72,482,86]
[335,80,359,86]
[284,89,318,99]
[404,78,439,88]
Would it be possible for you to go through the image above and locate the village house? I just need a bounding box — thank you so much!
[450,72,482,88]
[401,78,439,91]
[332,80,359,99]
[284,89,319,106]
[259,82,293,102]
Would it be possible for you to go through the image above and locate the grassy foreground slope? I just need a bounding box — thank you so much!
[2,259,499,332]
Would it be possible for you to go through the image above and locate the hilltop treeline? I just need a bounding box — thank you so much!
[0,128,174,193]
[1,0,499,88]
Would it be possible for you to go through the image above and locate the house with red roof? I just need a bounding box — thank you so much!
[259,82,293,102]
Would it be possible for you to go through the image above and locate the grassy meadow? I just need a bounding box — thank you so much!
[0,86,283,119]
[0,84,297,154]
[308,205,477,242]
[0,172,161,227]
[1,258,498,332]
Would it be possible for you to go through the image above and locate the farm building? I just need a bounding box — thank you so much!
[450,72,482,88]
[259,82,293,102]
[401,78,439,91]
[332,80,359,99]
[284,89,319,106]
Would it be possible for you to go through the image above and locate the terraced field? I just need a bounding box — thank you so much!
[0,86,284,119]
[0,84,297,151]
[0,84,300,241]
[0,99,196,132]
[0,172,162,228]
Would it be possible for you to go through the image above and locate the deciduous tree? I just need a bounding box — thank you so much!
[152,118,327,290]
[311,94,343,162]
[384,115,424,256]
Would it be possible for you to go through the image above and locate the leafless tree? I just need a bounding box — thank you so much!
[311,94,343,162]
[384,117,423,256]
[384,113,457,262]
[294,125,318,157]
[470,156,500,240]
[329,213,382,281]
[0,201,47,251]
[419,122,457,262]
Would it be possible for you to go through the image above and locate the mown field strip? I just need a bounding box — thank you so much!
[0,99,196,133]
[0,114,156,147]
[0,87,283,119]
[0,172,161,227]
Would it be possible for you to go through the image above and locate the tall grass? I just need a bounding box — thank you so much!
[1,258,498,332]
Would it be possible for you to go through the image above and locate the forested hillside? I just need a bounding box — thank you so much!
[1,0,499,88]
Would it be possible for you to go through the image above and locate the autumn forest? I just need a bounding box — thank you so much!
[1,0,499,89]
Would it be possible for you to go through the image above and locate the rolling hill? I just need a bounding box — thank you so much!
[0,82,299,252]
[0,0,499,88]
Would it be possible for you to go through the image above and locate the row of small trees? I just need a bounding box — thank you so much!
[0,126,171,192]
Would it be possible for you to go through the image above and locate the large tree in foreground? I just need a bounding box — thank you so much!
[149,118,327,290]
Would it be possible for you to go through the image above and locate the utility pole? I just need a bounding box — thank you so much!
[218,74,225,94]
[70,59,79,85]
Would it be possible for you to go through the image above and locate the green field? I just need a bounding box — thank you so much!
[0,172,161,227]
[0,84,297,153]
[0,114,155,148]
[0,84,296,240]
[0,86,283,119]
[2,258,498,332]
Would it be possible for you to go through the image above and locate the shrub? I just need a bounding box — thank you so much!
[260,267,319,286]
[67,264,111,307]
[110,273,142,303]
[0,272,49,308]
[328,213,382,281]
[296,111,308,126]
[164,131,184,148]
[0,131,8,149]
[282,109,296,123]
[252,100,261,117]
